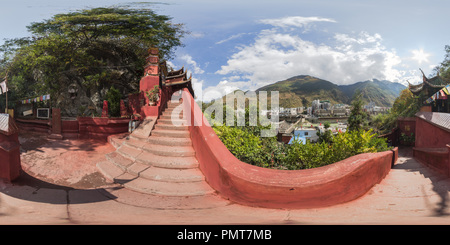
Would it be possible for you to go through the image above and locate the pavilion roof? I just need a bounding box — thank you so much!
[408,69,450,95]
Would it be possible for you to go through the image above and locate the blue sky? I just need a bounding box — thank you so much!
[1,0,449,101]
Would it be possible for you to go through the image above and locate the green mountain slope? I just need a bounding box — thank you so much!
[255,75,406,108]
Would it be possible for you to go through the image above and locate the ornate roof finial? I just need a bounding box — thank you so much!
[419,68,427,82]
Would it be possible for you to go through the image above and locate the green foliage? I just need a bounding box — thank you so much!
[146,85,160,103]
[281,129,391,170]
[317,122,333,144]
[105,86,121,117]
[370,89,421,134]
[436,45,450,81]
[213,125,264,166]
[255,75,405,108]
[214,123,391,170]
[347,92,369,132]
[400,132,415,144]
[0,7,185,114]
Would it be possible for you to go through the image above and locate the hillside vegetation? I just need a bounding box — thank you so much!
[256,75,405,108]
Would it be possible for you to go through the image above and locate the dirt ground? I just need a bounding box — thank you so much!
[18,130,116,189]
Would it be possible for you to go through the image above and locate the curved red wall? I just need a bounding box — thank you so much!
[181,89,398,209]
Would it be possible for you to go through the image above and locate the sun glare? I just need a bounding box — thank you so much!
[411,48,431,64]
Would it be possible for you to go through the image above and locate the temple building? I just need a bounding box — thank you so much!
[159,61,195,99]
[408,69,450,112]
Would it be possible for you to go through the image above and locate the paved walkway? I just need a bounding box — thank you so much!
[0,131,449,225]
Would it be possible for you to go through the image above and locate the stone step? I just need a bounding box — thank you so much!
[123,137,148,149]
[129,165,205,183]
[141,167,205,183]
[126,161,150,176]
[162,107,182,112]
[117,144,143,160]
[147,135,192,146]
[97,160,126,182]
[142,142,196,157]
[160,114,185,120]
[123,177,215,197]
[156,119,187,126]
[136,151,198,169]
[107,133,129,150]
[105,151,135,171]
[154,123,188,131]
[130,117,157,139]
[151,128,190,138]
[166,106,182,111]
[167,102,182,107]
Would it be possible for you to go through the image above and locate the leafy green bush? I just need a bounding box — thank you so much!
[105,86,121,117]
[214,124,392,170]
[284,129,392,170]
[213,125,264,166]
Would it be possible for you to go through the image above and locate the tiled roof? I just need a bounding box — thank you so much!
[415,112,450,132]
[0,113,19,135]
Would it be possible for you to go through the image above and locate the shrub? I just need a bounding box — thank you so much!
[215,123,392,170]
[284,129,391,170]
[106,86,121,117]
[213,125,264,166]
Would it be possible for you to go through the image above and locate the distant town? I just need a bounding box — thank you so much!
[263,99,391,145]
[263,99,390,118]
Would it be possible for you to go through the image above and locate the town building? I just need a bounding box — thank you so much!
[288,126,319,144]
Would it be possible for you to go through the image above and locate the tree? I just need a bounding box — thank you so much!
[347,92,368,132]
[106,86,121,117]
[371,89,421,133]
[0,7,185,116]
[436,45,450,81]
[317,121,333,144]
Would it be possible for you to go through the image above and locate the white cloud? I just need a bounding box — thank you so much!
[259,16,336,30]
[201,80,248,102]
[191,77,205,101]
[214,16,408,94]
[334,32,382,45]
[216,33,248,45]
[179,54,205,74]
[190,32,205,39]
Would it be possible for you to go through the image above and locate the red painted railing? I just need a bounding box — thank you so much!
[181,88,398,209]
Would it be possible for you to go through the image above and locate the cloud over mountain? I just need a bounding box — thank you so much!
[209,16,411,100]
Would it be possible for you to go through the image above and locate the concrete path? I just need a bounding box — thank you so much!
[1,132,450,225]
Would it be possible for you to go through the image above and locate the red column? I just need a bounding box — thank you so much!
[139,48,160,118]
[447,144,450,177]
[0,114,21,181]
[49,108,63,139]
[101,100,109,118]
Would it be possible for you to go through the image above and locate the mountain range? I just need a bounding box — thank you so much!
[255,75,406,108]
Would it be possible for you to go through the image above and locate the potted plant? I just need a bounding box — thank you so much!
[146,85,159,106]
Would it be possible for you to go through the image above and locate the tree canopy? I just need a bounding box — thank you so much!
[347,92,369,132]
[436,45,450,81]
[0,7,185,116]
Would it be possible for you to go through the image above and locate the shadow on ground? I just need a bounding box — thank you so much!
[0,130,119,205]
[396,146,450,217]
[0,171,120,205]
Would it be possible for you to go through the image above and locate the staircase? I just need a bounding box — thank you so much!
[97,101,220,203]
